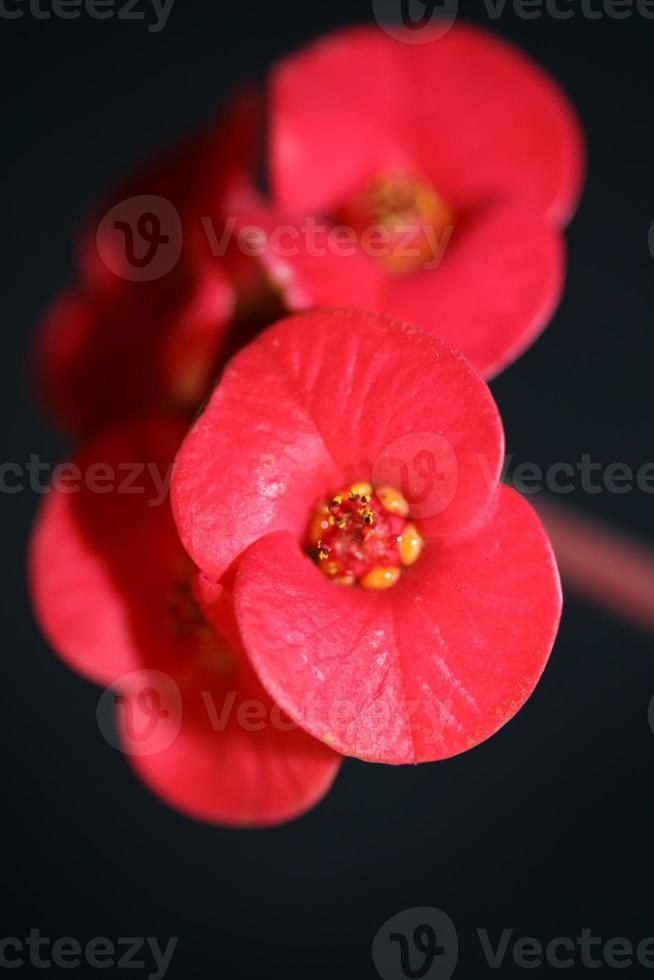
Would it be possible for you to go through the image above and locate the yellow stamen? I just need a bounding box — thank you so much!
[343,172,454,276]
[376,486,410,517]
[397,522,424,566]
[361,566,401,590]
[308,506,330,547]
[348,481,373,499]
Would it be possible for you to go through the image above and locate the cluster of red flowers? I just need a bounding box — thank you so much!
[30,24,583,826]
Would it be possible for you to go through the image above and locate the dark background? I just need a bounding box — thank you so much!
[2,1,653,977]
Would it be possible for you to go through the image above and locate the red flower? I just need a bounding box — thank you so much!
[230,24,584,378]
[33,93,261,435]
[172,309,562,764]
[29,416,341,826]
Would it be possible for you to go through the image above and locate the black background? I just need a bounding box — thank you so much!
[2,0,654,977]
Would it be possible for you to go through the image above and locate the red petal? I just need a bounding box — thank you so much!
[171,328,341,583]
[226,191,386,311]
[272,27,411,214]
[34,264,232,434]
[408,24,584,226]
[230,196,563,379]
[29,416,341,825]
[172,309,503,582]
[30,484,143,687]
[118,595,341,827]
[29,417,189,685]
[35,91,261,434]
[233,485,561,764]
[272,24,583,225]
[383,202,565,378]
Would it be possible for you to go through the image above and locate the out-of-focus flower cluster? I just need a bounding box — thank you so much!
[30,23,582,825]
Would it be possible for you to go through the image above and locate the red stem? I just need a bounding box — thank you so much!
[533,498,654,633]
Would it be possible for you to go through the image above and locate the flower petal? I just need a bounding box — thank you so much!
[407,24,584,226]
[271,24,584,225]
[272,27,410,213]
[233,485,561,764]
[34,265,232,434]
[118,596,341,827]
[30,416,341,825]
[29,417,189,685]
[229,196,564,379]
[226,191,386,312]
[35,91,261,435]
[383,202,565,378]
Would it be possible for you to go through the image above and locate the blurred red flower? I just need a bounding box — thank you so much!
[33,93,261,435]
[230,24,584,378]
[29,416,341,826]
